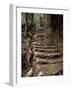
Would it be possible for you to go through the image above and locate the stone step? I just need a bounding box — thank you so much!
[36,53,62,59]
[33,48,59,53]
[33,45,57,49]
[35,53,62,59]
[33,43,56,47]
[35,57,63,64]
[34,51,61,57]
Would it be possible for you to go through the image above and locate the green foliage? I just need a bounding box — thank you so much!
[34,14,40,30]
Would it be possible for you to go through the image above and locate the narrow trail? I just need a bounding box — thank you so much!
[21,13,63,77]
[26,28,63,76]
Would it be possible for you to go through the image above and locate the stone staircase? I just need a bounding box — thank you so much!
[31,32,63,76]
